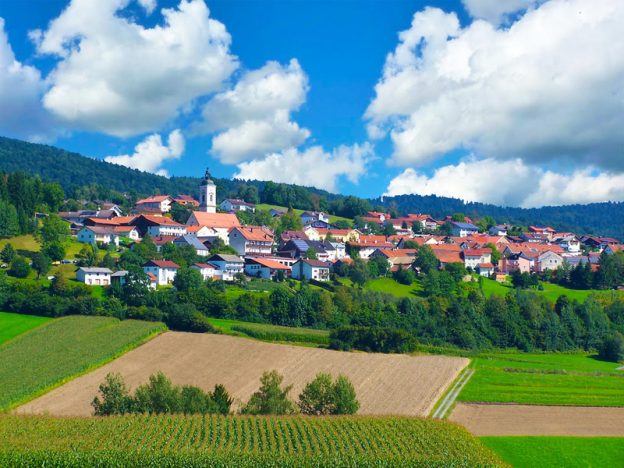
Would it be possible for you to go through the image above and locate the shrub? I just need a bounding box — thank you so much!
[242,370,295,415]
[298,373,359,415]
[92,372,232,416]
[92,373,133,416]
[599,332,624,363]
[8,256,30,278]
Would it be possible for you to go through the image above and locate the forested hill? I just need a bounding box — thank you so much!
[1,135,623,239]
[378,195,624,240]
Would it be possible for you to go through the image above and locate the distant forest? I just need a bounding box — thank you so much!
[0,135,622,239]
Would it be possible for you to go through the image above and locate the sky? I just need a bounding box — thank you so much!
[0,0,623,207]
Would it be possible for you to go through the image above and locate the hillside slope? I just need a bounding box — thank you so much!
[1,135,623,238]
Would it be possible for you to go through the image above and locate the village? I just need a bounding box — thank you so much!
[57,169,623,289]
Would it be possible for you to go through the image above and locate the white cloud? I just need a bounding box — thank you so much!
[34,0,238,137]
[234,143,373,192]
[137,0,156,14]
[104,129,185,176]
[385,158,624,208]
[198,59,310,163]
[367,0,624,171]
[462,0,541,24]
[0,18,56,141]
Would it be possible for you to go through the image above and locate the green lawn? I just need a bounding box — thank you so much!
[207,317,330,346]
[0,316,165,411]
[0,235,40,253]
[480,277,623,303]
[365,277,423,297]
[255,203,353,226]
[482,436,624,468]
[458,351,624,407]
[0,312,50,345]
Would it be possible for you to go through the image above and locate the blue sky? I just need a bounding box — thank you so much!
[1,0,623,207]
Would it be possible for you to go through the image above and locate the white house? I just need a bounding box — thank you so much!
[244,257,291,280]
[77,226,120,247]
[330,242,347,260]
[143,260,180,286]
[462,248,492,270]
[229,226,274,256]
[489,225,508,236]
[536,251,564,272]
[300,211,329,225]
[303,226,321,241]
[173,234,210,256]
[186,211,241,244]
[76,267,112,286]
[133,195,173,213]
[220,198,256,212]
[130,215,186,238]
[451,222,479,237]
[292,259,331,282]
[207,254,244,280]
[558,236,581,254]
[191,263,219,281]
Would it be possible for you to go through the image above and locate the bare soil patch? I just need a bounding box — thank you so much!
[16,332,467,417]
[450,403,624,436]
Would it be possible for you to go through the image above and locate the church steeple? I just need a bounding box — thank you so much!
[199,167,216,213]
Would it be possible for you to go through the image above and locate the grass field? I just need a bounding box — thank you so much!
[458,351,624,407]
[0,312,50,345]
[207,317,330,346]
[479,277,623,303]
[365,277,423,297]
[0,235,40,253]
[255,203,353,226]
[0,316,165,411]
[482,436,624,467]
[0,414,505,466]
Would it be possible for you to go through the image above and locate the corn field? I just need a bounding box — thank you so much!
[0,414,505,467]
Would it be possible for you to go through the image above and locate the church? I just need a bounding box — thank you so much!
[198,168,217,213]
[187,168,241,244]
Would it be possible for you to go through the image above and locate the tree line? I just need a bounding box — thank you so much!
[93,370,358,417]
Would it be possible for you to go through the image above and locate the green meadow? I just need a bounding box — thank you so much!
[458,351,624,407]
[482,436,624,468]
[0,312,50,345]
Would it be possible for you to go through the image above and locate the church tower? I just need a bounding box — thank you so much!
[198,168,217,213]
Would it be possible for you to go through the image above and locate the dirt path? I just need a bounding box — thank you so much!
[16,332,468,417]
[450,403,624,436]
[431,367,474,419]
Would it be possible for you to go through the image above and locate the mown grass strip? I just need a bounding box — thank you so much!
[0,311,50,345]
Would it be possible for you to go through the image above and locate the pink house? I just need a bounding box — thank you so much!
[501,252,534,274]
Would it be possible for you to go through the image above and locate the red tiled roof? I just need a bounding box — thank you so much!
[190,212,241,229]
[140,215,184,227]
[463,248,492,257]
[232,226,274,242]
[478,263,495,269]
[431,249,462,264]
[248,257,291,270]
[136,195,171,204]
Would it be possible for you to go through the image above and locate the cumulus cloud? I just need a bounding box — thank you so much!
[198,59,310,163]
[104,129,185,176]
[462,0,541,24]
[367,0,624,171]
[234,143,373,192]
[0,18,57,141]
[33,0,237,137]
[385,159,624,208]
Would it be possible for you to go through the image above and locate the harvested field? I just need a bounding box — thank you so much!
[17,332,468,417]
[450,403,624,436]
